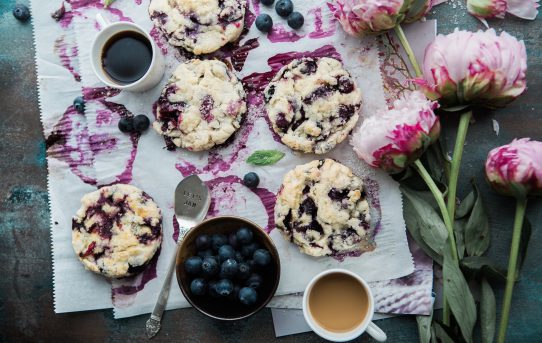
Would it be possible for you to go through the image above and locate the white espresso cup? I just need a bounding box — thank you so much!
[303,269,387,342]
[90,14,165,92]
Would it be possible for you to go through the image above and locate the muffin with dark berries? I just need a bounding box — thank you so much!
[264,57,362,154]
[274,159,374,257]
[72,184,162,278]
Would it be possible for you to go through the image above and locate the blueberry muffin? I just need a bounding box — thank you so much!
[153,59,247,151]
[264,57,362,154]
[274,159,372,257]
[149,0,247,55]
[72,184,162,278]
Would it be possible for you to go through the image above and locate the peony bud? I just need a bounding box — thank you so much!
[351,91,440,174]
[485,138,542,198]
[467,0,539,20]
[328,0,433,36]
[415,29,527,109]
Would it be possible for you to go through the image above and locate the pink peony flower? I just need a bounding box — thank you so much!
[485,138,542,198]
[467,0,539,20]
[415,29,527,109]
[328,0,433,36]
[351,91,440,174]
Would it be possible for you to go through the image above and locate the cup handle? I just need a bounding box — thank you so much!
[96,13,111,30]
[366,322,387,342]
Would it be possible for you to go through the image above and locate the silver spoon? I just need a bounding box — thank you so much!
[146,175,211,339]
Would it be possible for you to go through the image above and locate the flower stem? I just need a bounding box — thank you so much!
[497,197,527,343]
[394,24,423,77]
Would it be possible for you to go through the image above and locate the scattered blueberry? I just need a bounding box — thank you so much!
[73,96,85,114]
[197,249,214,258]
[216,279,234,296]
[236,227,253,245]
[246,273,263,289]
[239,287,258,305]
[275,0,293,17]
[243,172,260,188]
[234,251,245,263]
[184,256,203,274]
[253,249,272,267]
[201,256,219,277]
[190,278,207,296]
[241,242,259,258]
[260,0,275,6]
[211,233,228,251]
[133,114,150,132]
[255,14,273,33]
[220,258,239,279]
[287,12,304,29]
[218,245,235,262]
[228,232,239,249]
[208,280,220,298]
[13,4,31,22]
[195,234,211,250]
[237,262,251,280]
[118,117,134,133]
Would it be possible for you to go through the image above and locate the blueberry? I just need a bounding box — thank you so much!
[211,233,228,251]
[243,172,260,188]
[133,114,150,132]
[215,279,234,296]
[197,249,214,258]
[236,227,253,245]
[246,273,263,289]
[195,234,211,250]
[73,96,85,114]
[208,280,220,298]
[228,232,239,249]
[255,14,273,33]
[218,244,235,262]
[184,256,203,274]
[239,287,258,305]
[275,0,293,17]
[190,278,207,296]
[118,117,134,133]
[13,4,30,21]
[241,242,259,258]
[220,258,239,278]
[287,12,304,29]
[237,262,251,280]
[260,0,275,6]
[201,256,219,277]
[246,259,255,269]
[234,251,245,263]
[253,249,272,267]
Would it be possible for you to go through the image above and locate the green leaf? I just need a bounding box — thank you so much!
[442,104,471,112]
[432,322,456,343]
[480,278,496,343]
[516,216,532,279]
[246,150,285,166]
[402,187,448,257]
[460,256,507,282]
[417,311,433,343]
[401,187,443,265]
[465,181,490,256]
[454,218,467,260]
[423,142,448,186]
[443,239,476,343]
[456,191,475,219]
[103,0,116,7]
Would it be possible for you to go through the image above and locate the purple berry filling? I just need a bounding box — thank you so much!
[275,112,291,131]
[150,12,168,25]
[338,104,356,121]
[337,76,355,94]
[303,85,332,105]
[300,197,317,216]
[200,95,215,122]
[328,188,350,201]
[300,59,318,75]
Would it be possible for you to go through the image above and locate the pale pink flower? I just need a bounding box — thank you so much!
[351,91,440,174]
[327,0,433,36]
[485,139,542,198]
[467,0,539,20]
[415,29,527,109]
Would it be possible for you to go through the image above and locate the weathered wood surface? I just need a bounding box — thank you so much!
[0,0,540,341]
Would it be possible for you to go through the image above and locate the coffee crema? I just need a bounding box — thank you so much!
[101,31,152,85]
[308,272,370,333]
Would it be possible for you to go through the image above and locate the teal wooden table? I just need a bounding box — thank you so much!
[1,0,540,341]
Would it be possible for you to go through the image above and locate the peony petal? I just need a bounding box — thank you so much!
[507,0,540,20]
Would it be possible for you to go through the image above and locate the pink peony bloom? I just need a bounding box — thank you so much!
[485,139,542,198]
[351,91,440,174]
[467,0,539,20]
[327,0,433,36]
[415,29,527,109]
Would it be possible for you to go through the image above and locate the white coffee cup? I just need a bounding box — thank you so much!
[90,14,165,92]
[302,269,387,342]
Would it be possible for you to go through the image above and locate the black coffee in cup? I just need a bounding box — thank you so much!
[101,31,152,85]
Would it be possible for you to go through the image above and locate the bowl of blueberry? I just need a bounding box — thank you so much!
[176,216,281,320]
